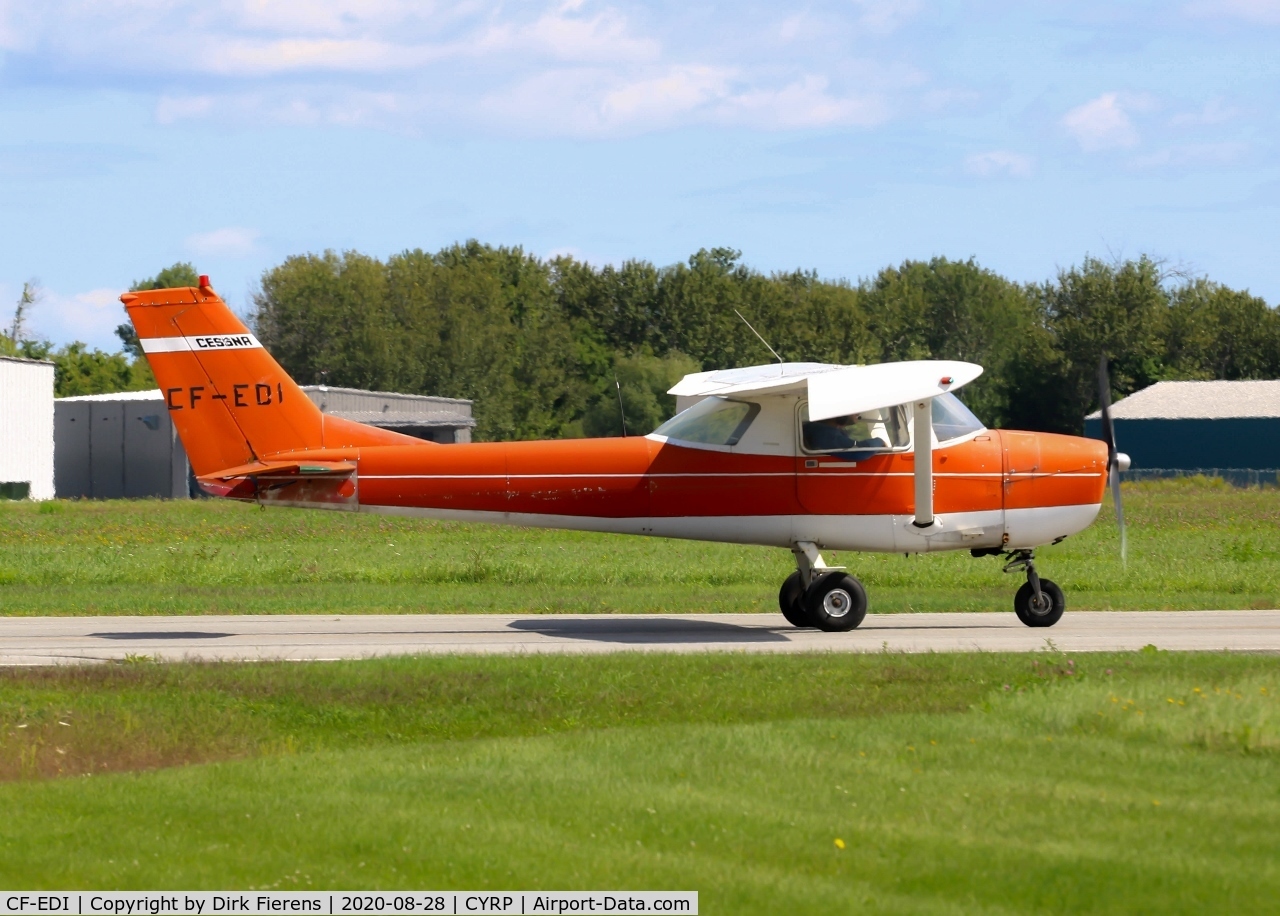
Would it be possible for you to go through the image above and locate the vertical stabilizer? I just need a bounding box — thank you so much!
[122,280,418,476]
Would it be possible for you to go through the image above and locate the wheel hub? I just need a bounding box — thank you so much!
[823,589,852,618]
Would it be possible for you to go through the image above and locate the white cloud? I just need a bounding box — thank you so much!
[600,65,735,125]
[1131,141,1250,170]
[721,75,888,129]
[209,37,433,76]
[1183,0,1280,24]
[1062,92,1140,152]
[27,288,126,350]
[1170,97,1239,127]
[2,2,658,78]
[0,1,927,137]
[216,0,438,37]
[478,64,889,136]
[469,64,728,136]
[480,4,660,62]
[158,90,404,128]
[777,13,812,42]
[851,0,923,34]
[185,227,261,258]
[965,150,1034,178]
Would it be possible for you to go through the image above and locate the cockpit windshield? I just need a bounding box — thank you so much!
[801,404,910,453]
[653,396,760,446]
[932,392,984,442]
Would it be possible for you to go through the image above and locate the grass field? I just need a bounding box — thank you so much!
[1,476,1278,615]
[1,650,1278,911]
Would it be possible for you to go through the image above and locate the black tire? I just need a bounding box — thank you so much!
[779,571,812,627]
[1014,579,1065,627]
[803,572,868,632]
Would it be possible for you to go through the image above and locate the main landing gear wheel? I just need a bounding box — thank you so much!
[804,572,868,632]
[1014,579,1065,627]
[778,571,811,627]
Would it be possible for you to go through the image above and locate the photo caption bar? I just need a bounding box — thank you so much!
[1,894,696,916]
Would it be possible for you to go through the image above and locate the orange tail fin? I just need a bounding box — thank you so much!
[122,280,421,477]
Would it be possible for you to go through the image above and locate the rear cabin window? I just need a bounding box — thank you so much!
[801,404,910,453]
[654,397,760,446]
[932,392,984,442]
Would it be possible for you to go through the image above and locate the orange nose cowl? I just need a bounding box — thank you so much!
[999,429,1109,511]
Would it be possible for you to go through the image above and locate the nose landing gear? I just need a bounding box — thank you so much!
[1003,550,1065,627]
[779,542,868,631]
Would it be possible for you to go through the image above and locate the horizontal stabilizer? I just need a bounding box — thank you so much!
[196,456,359,510]
[198,458,356,482]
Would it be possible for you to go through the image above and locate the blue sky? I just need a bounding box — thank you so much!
[1,0,1278,350]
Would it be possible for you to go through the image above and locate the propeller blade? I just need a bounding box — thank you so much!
[1111,459,1127,566]
[1096,356,1116,461]
[1097,355,1127,566]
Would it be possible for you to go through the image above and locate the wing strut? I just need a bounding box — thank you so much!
[912,399,935,528]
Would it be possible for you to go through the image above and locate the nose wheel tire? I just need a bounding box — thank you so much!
[803,572,868,632]
[1014,579,1065,627]
[778,571,812,627]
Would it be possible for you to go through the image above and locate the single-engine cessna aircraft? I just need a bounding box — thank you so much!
[122,278,1130,631]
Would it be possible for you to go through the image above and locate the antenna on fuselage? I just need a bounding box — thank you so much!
[613,372,629,437]
[733,309,783,373]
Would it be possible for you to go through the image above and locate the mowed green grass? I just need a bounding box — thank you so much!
[1,651,1279,912]
[1,476,1278,615]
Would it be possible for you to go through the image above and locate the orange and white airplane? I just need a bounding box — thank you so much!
[122,278,1129,631]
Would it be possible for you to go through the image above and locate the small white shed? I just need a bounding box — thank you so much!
[0,355,55,500]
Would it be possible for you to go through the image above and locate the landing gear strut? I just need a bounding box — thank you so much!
[1003,550,1065,627]
[778,542,868,631]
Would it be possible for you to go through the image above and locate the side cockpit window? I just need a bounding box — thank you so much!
[653,396,760,446]
[801,404,909,454]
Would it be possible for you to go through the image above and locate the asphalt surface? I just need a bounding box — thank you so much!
[0,611,1278,665]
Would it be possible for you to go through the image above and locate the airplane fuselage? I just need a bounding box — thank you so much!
[212,424,1109,555]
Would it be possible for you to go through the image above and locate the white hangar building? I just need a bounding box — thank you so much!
[0,355,55,501]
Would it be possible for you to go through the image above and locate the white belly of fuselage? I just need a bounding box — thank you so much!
[358,503,1102,553]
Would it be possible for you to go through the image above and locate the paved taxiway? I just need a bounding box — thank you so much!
[0,610,1278,665]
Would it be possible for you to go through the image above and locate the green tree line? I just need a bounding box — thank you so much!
[9,249,1278,438]
[251,244,1280,440]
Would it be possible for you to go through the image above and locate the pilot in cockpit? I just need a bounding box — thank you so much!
[803,413,889,452]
